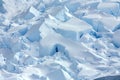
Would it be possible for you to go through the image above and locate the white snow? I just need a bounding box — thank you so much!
[0,0,120,80]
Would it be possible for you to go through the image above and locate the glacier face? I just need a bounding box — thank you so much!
[0,0,120,80]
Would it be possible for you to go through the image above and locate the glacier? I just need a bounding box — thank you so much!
[0,0,120,80]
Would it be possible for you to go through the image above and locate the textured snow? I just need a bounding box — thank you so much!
[0,0,120,80]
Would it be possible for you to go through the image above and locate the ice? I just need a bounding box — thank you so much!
[83,13,120,32]
[97,2,120,17]
[113,24,120,32]
[112,30,120,48]
[55,8,70,22]
[0,54,5,66]
[44,16,92,40]
[37,2,46,13]
[25,21,42,42]
[19,27,28,36]
[23,11,34,20]
[29,6,40,17]
[0,0,6,13]
[0,0,120,80]
[47,69,66,80]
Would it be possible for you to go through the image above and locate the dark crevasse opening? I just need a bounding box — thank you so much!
[50,44,65,56]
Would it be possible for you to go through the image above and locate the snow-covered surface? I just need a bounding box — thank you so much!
[0,0,120,80]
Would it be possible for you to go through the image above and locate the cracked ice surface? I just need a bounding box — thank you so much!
[0,0,120,80]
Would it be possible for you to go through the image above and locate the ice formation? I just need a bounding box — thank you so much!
[0,0,120,80]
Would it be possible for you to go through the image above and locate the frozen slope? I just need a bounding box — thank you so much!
[0,0,120,80]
